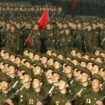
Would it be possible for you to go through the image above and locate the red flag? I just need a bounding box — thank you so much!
[72,0,78,11]
[27,37,33,46]
[38,9,49,30]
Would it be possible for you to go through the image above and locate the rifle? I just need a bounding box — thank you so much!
[3,85,25,105]
[41,85,55,102]
[70,88,84,104]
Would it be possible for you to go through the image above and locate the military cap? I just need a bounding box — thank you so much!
[3,60,11,65]
[27,49,35,54]
[34,52,41,56]
[99,64,105,71]
[95,55,104,62]
[57,52,64,56]
[92,62,100,67]
[54,57,63,64]
[64,60,75,67]
[19,65,34,78]
[78,58,88,63]
[60,76,68,83]
[22,56,33,64]
[46,66,55,71]
[8,62,18,69]
[1,73,11,82]
[41,54,50,58]
[47,48,54,52]
[33,75,43,82]
[53,68,62,76]
[92,74,103,83]
[73,65,83,72]
[0,47,8,52]
[94,47,104,53]
[33,61,44,70]
[81,67,92,77]
[15,55,22,59]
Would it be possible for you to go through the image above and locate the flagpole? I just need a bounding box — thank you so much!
[24,30,33,46]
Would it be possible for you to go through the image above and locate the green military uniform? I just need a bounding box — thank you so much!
[79,74,104,105]
[0,73,14,105]
[18,87,43,105]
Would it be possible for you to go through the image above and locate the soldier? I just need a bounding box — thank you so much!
[51,76,72,105]
[40,54,50,68]
[18,66,34,105]
[33,52,41,61]
[80,74,104,105]
[32,62,44,76]
[0,73,15,105]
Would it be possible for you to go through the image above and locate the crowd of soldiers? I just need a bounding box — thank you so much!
[0,15,105,54]
[0,4,105,105]
[0,47,105,105]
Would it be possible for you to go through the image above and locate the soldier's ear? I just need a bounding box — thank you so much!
[30,78,32,81]
[66,84,69,88]
[88,77,91,81]
[100,83,102,88]
[40,82,43,86]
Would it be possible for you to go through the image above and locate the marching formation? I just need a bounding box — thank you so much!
[0,4,105,105]
[0,47,105,105]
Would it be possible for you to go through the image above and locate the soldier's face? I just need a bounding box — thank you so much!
[80,62,86,67]
[52,53,57,57]
[23,74,31,83]
[4,53,9,59]
[28,52,34,59]
[58,55,64,60]
[21,59,26,65]
[58,80,67,90]
[96,58,102,63]
[54,61,61,69]
[99,69,105,79]
[45,70,53,79]
[76,53,81,58]
[25,62,31,68]
[34,55,40,61]
[32,79,42,89]
[41,57,48,64]
[100,53,105,58]
[11,27,15,32]
[8,66,16,75]
[92,65,99,74]
[1,81,9,91]
[16,23,21,29]
[9,55,15,62]
[83,55,89,60]
[52,73,60,83]
[72,60,78,65]
[71,50,76,56]
[34,66,42,75]
[92,79,101,91]
[73,70,81,80]
[64,66,72,74]
[47,58,54,66]
[23,50,28,56]
[47,50,52,56]
[95,50,100,56]
[87,62,92,70]
[15,57,21,65]
[81,73,89,83]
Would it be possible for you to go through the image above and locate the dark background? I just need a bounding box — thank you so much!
[0,0,105,18]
